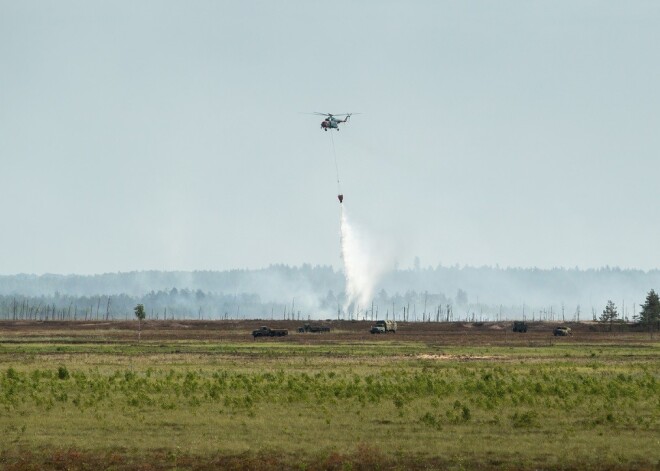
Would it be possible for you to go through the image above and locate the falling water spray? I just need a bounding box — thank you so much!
[339,205,389,319]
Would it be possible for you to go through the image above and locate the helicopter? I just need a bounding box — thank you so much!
[314,112,355,131]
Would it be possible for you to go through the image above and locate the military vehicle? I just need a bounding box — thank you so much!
[370,319,397,334]
[297,323,331,333]
[553,326,572,336]
[252,326,288,338]
[512,321,528,333]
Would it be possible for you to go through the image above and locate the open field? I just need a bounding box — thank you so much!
[0,321,658,470]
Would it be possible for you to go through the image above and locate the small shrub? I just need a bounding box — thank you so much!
[392,395,404,410]
[420,412,442,430]
[6,367,19,381]
[57,366,70,380]
[511,410,539,428]
[461,405,471,422]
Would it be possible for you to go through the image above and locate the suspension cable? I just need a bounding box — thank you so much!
[329,130,341,195]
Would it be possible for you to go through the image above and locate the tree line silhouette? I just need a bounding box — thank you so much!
[1,264,659,321]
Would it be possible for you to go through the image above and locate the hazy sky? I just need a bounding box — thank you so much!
[1,1,659,275]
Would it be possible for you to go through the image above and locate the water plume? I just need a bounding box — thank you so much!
[339,206,390,317]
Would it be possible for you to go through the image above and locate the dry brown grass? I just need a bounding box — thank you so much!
[0,319,653,345]
[2,446,655,471]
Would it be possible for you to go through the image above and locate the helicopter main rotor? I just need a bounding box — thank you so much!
[312,112,355,117]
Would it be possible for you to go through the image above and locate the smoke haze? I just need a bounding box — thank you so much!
[1,266,660,322]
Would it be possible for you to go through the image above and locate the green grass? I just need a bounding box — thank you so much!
[0,340,658,470]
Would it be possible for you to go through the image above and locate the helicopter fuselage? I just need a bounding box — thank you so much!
[321,117,346,131]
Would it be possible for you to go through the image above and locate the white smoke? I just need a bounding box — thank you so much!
[339,206,392,317]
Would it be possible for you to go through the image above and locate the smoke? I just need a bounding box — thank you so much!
[339,206,392,316]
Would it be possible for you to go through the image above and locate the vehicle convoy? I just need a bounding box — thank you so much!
[252,326,288,338]
[512,321,528,333]
[370,320,397,334]
[297,323,331,333]
[553,326,572,336]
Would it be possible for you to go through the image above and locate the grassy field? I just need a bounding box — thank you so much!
[0,321,658,470]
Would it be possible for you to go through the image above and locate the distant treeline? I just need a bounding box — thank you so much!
[0,290,266,322]
[1,265,659,321]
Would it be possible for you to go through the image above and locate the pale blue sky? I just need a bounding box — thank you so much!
[1,1,659,274]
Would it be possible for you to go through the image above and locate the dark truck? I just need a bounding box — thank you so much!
[297,323,331,333]
[252,326,288,338]
[512,321,528,333]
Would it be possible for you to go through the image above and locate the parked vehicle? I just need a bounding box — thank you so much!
[553,326,572,336]
[370,319,397,334]
[252,326,288,338]
[297,323,331,333]
[512,321,528,333]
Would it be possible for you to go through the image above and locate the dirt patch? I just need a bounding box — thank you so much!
[0,320,655,346]
[417,353,499,361]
